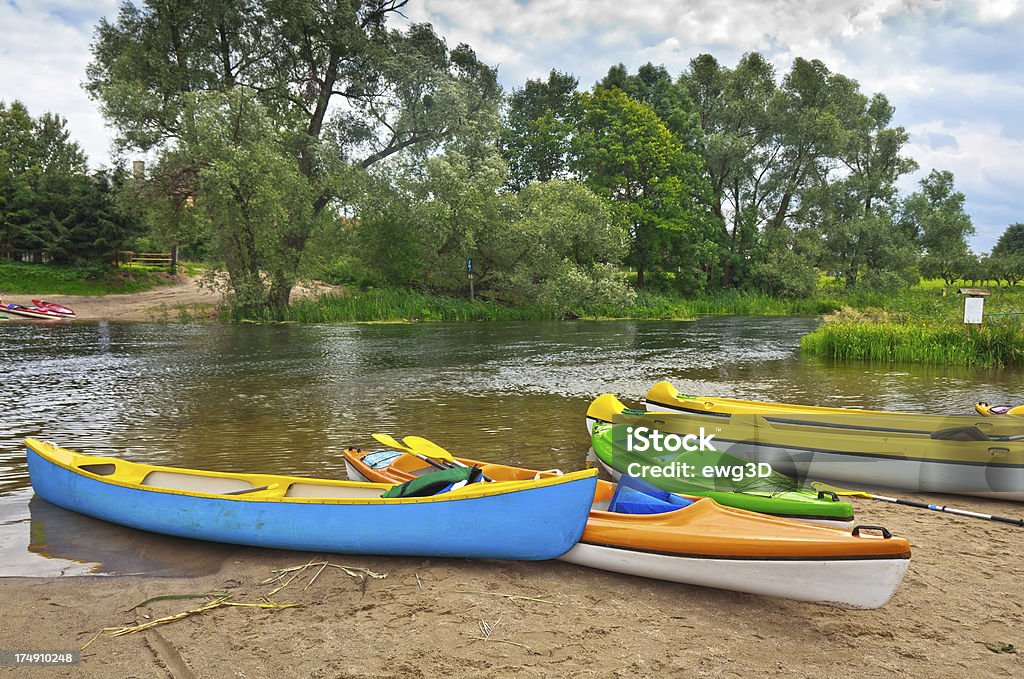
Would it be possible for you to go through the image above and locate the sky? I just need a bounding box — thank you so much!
[1,0,1021,250]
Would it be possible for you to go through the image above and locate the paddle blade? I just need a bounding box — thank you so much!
[372,433,414,453]
[811,481,872,499]
[402,436,455,462]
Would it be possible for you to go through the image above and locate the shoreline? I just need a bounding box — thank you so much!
[2,490,1021,676]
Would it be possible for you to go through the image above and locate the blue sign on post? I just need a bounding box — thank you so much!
[466,258,474,274]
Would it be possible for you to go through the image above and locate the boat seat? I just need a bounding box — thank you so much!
[930,426,989,441]
[141,471,254,494]
[79,463,116,476]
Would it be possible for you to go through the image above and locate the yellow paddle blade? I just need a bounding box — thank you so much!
[811,481,872,499]
[371,433,415,453]
[402,436,456,462]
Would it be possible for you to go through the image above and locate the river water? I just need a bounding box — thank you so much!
[1,317,1019,575]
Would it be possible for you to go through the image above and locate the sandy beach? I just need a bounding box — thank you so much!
[1,488,1021,678]
[4,275,339,322]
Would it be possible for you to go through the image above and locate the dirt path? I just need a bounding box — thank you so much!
[3,275,338,322]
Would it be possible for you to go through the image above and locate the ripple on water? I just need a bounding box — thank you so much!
[1,317,1020,576]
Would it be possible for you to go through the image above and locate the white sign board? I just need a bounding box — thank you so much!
[964,297,984,324]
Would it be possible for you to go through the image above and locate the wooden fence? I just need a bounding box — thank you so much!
[117,248,178,272]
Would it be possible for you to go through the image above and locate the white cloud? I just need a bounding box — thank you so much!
[0,0,120,167]
[904,120,1024,249]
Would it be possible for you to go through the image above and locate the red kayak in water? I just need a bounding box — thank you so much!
[31,300,76,318]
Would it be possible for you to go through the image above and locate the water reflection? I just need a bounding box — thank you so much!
[1,318,1020,575]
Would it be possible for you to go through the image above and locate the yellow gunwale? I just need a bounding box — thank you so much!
[25,438,597,506]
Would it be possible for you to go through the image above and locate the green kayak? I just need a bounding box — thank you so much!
[587,394,855,527]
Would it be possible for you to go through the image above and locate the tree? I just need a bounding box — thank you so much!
[987,251,1024,287]
[177,89,315,315]
[992,223,1024,257]
[903,170,974,285]
[0,100,135,264]
[679,52,776,286]
[487,179,632,311]
[501,70,578,190]
[571,87,716,291]
[87,0,500,313]
[598,62,701,148]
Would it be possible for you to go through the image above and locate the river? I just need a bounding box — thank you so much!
[1,317,1019,575]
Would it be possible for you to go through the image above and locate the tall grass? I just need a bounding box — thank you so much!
[283,288,850,323]
[801,317,1024,367]
[286,288,553,322]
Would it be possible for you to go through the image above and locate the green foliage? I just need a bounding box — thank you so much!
[87,1,501,315]
[598,62,702,148]
[486,180,633,311]
[501,70,578,189]
[748,247,820,298]
[0,100,139,264]
[857,268,918,293]
[572,87,717,290]
[286,288,549,323]
[987,251,1024,287]
[992,223,1024,257]
[175,88,316,316]
[904,170,974,285]
[0,262,165,295]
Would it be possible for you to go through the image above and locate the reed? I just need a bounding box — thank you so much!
[801,317,1024,367]
[286,288,552,322]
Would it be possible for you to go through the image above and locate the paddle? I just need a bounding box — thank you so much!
[811,481,1024,527]
[402,435,496,482]
[402,436,457,464]
[371,433,449,471]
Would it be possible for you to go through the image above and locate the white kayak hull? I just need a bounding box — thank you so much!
[345,460,371,483]
[559,541,909,609]
[2,305,63,320]
[704,439,1024,503]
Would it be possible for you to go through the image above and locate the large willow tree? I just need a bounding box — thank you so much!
[87,0,498,314]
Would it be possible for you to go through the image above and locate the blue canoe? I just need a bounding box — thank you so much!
[25,438,598,560]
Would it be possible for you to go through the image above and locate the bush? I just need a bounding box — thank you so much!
[858,268,918,293]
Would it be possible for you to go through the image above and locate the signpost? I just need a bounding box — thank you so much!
[466,258,475,301]
[959,288,990,326]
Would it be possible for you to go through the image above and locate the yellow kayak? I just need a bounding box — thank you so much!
[641,382,1024,501]
[646,381,1024,440]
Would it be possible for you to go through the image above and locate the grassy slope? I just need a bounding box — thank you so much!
[0,262,169,296]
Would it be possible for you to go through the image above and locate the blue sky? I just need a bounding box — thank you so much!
[1,0,1021,250]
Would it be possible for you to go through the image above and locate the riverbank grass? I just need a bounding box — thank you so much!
[0,262,168,296]
[800,308,1024,367]
[286,288,552,322]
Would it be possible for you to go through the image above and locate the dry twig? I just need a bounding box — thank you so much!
[454,590,555,605]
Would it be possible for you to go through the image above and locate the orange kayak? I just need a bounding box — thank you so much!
[343,448,911,608]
